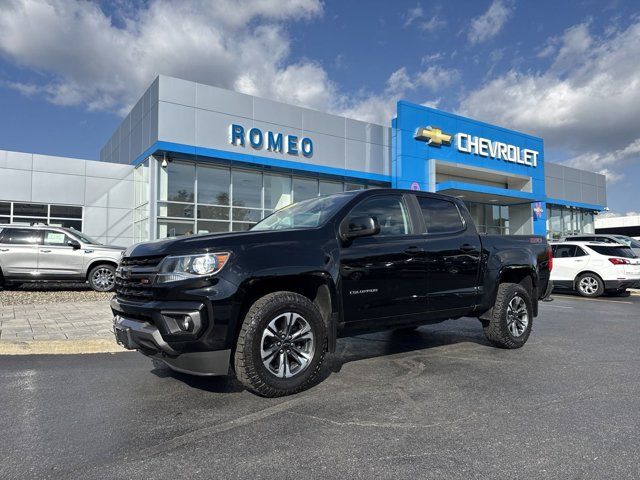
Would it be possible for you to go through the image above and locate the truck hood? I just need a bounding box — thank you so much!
[124,229,316,258]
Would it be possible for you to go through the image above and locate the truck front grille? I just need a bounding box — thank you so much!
[115,255,164,301]
[120,255,164,268]
[115,278,154,300]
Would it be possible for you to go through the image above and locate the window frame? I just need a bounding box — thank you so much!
[339,193,414,239]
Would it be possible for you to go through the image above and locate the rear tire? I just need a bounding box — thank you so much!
[234,291,327,397]
[575,273,604,297]
[88,264,116,292]
[483,282,533,349]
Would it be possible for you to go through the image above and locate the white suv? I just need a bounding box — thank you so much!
[550,242,640,297]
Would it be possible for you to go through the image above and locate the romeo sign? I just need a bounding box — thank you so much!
[229,124,313,158]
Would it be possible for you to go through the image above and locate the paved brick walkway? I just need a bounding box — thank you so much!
[0,301,113,341]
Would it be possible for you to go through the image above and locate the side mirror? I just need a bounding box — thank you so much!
[342,216,380,241]
[68,240,81,250]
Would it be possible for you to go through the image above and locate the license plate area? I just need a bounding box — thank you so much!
[114,325,135,349]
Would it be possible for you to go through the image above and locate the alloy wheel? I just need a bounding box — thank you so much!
[506,295,529,337]
[92,267,115,291]
[578,276,599,295]
[260,312,315,379]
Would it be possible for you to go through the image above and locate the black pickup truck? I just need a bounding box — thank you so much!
[113,189,553,397]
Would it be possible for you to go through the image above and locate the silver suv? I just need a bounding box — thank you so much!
[0,224,124,292]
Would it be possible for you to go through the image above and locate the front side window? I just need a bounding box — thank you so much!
[419,197,464,234]
[43,230,71,246]
[345,195,410,237]
[0,228,41,245]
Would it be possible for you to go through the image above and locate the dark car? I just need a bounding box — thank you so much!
[113,189,553,397]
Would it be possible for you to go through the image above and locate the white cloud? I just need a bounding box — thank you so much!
[0,0,326,115]
[419,15,446,33]
[460,20,640,181]
[468,0,514,45]
[403,4,424,28]
[340,66,455,124]
[0,0,447,128]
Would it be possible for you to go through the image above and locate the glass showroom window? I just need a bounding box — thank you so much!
[134,159,151,243]
[0,201,83,230]
[546,205,596,240]
[157,161,196,238]
[465,202,510,235]
[197,164,231,235]
[155,158,376,238]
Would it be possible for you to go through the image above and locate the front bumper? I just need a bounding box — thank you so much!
[113,315,231,376]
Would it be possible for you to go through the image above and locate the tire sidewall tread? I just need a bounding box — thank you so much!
[483,282,533,349]
[234,291,327,397]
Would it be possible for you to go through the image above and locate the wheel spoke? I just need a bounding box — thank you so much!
[289,348,310,370]
[261,345,279,361]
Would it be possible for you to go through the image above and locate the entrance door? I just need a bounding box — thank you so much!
[340,194,428,324]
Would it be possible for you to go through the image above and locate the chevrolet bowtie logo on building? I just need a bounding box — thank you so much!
[414,126,452,147]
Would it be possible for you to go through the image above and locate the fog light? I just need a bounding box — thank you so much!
[179,316,193,332]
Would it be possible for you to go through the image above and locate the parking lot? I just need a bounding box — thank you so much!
[1,293,639,479]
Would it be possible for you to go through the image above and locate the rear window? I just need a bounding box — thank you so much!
[0,228,41,245]
[418,197,465,234]
[588,245,637,258]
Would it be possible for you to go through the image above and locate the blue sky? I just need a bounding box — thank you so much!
[1,0,639,215]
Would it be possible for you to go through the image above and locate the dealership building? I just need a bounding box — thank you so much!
[0,75,607,246]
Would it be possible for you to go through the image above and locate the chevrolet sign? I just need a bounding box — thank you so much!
[415,127,539,167]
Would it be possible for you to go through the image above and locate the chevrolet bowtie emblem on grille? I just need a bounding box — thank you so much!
[415,126,452,147]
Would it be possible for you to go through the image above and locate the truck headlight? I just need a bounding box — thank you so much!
[156,253,230,283]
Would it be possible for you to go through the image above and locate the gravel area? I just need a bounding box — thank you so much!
[0,283,112,307]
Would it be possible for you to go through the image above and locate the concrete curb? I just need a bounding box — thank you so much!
[0,338,125,355]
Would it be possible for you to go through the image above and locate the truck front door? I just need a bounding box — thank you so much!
[339,194,428,324]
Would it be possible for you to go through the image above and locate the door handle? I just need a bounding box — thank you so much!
[460,244,478,253]
[40,249,52,253]
[404,246,425,255]
[0,248,9,252]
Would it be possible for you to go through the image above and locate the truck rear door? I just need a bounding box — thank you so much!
[414,195,481,312]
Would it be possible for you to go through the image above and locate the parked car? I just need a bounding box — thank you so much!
[0,224,124,292]
[550,241,640,297]
[561,233,640,257]
[113,189,553,397]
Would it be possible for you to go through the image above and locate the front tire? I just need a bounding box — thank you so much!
[234,292,327,397]
[576,273,604,297]
[88,264,116,292]
[483,282,533,349]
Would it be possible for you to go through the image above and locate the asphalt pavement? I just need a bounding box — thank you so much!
[1,294,639,479]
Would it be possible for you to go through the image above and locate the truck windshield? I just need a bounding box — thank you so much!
[252,193,353,231]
